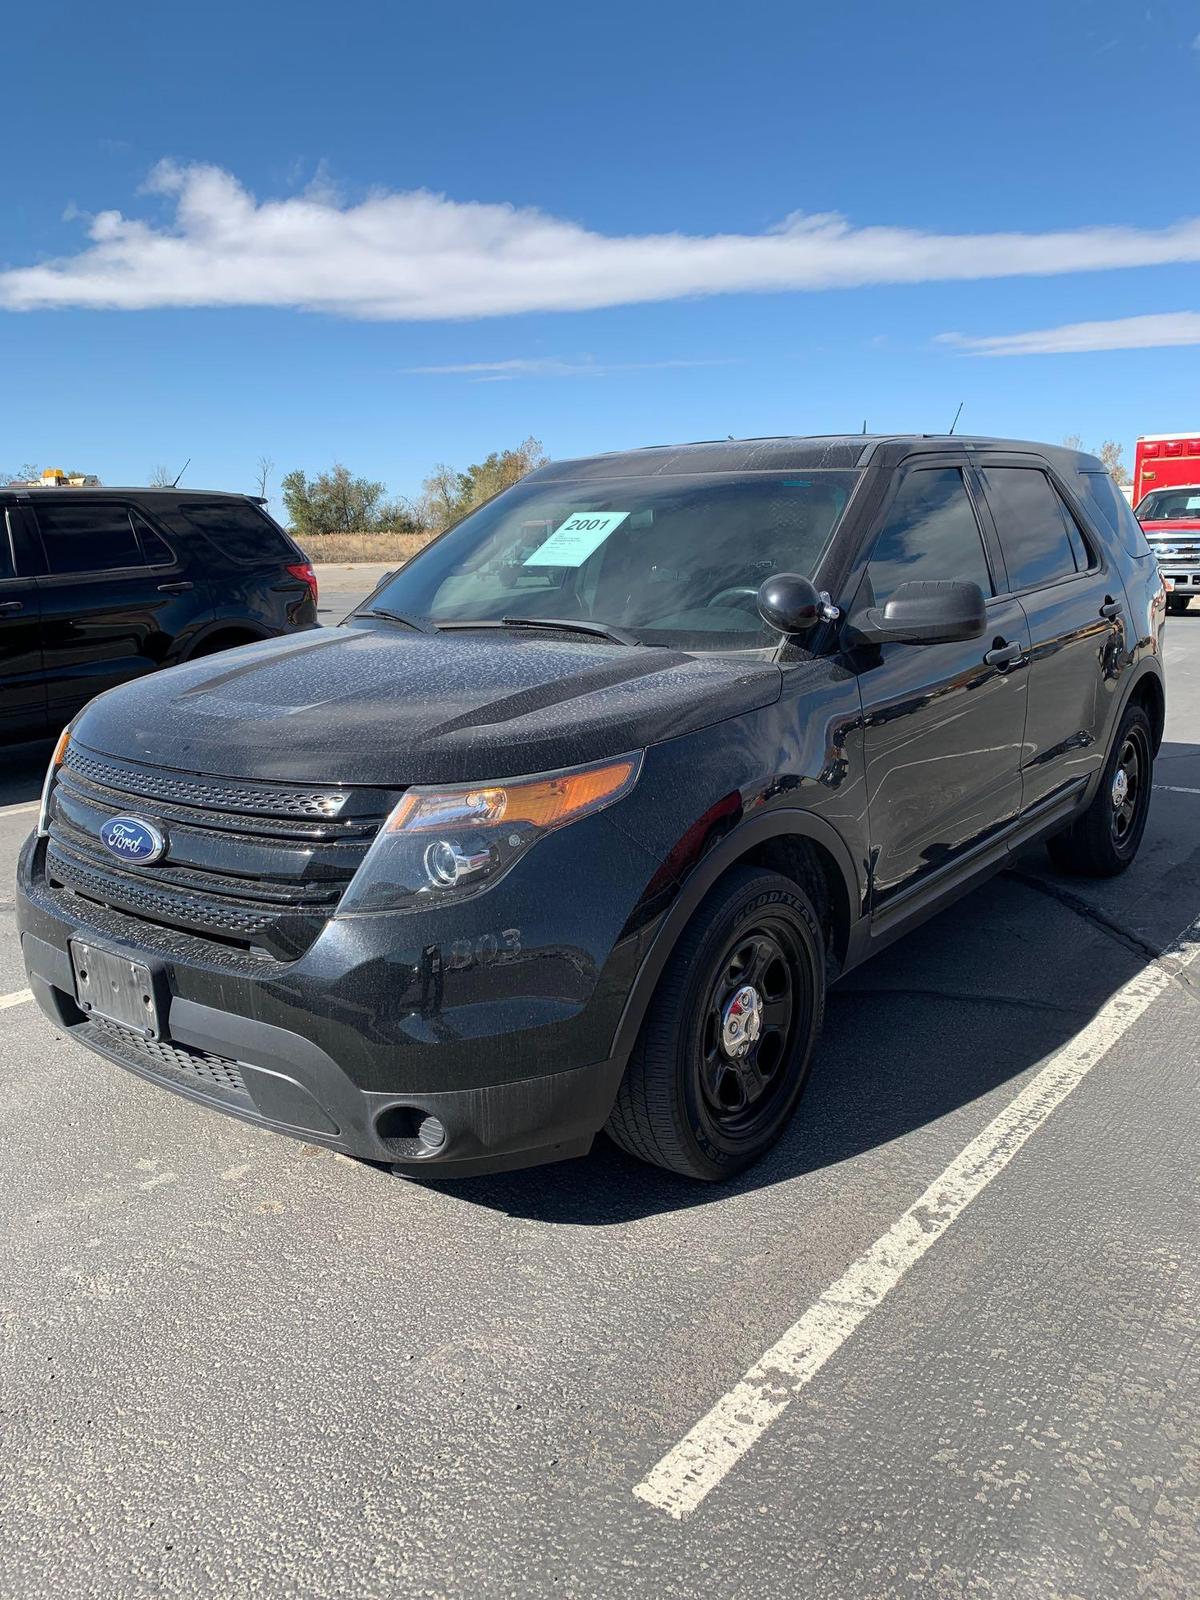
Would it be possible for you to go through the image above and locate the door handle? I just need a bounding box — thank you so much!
[984,640,1024,668]
[156,581,194,594]
[1099,598,1122,620]
[0,600,22,614]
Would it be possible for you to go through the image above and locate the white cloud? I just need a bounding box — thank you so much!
[5,161,1200,322]
[404,356,735,378]
[939,311,1200,356]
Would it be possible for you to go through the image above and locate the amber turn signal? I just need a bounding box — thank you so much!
[385,755,641,835]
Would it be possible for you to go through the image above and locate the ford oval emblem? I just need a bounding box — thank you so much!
[99,815,167,865]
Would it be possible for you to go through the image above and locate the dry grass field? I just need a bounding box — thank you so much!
[296,529,436,564]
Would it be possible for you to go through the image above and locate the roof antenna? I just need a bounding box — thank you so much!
[947,401,964,436]
[171,456,191,488]
[861,419,867,434]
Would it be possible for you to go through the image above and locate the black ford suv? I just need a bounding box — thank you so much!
[1,485,318,741]
[17,436,1166,1182]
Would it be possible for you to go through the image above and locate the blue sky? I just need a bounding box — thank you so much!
[2,0,1199,515]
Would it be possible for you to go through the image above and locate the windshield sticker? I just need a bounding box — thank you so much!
[524,511,629,567]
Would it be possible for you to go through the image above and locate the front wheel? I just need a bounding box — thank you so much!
[1167,594,1190,616]
[1046,703,1154,877]
[606,866,825,1181]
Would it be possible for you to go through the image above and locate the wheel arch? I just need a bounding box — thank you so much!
[182,623,273,660]
[1124,663,1165,754]
[610,809,862,1064]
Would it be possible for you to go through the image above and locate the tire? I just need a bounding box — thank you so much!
[1167,594,1189,616]
[1046,703,1154,878]
[606,865,825,1181]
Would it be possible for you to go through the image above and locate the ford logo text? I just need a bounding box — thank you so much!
[99,816,167,865]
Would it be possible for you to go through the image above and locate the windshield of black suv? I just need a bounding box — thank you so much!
[1136,487,1200,521]
[357,470,860,650]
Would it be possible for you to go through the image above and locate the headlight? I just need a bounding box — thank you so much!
[338,753,642,914]
[36,726,72,837]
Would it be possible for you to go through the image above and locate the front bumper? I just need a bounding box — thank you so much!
[16,832,636,1176]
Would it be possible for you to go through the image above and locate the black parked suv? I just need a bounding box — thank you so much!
[1,486,318,741]
[17,437,1166,1181]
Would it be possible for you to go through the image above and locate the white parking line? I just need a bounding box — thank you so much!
[634,912,1200,1522]
[0,988,34,1010]
[1155,784,1200,796]
[0,801,39,818]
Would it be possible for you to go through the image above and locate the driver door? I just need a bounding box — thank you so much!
[854,462,1030,914]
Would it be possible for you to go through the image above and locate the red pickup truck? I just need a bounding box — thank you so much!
[1133,433,1200,615]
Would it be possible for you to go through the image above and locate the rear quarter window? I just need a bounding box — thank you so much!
[173,500,296,565]
[1077,470,1151,558]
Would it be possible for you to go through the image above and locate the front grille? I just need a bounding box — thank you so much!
[64,747,351,819]
[82,1015,250,1101]
[47,844,279,938]
[1148,539,1200,563]
[46,745,397,958]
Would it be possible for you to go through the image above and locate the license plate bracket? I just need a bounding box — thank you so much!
[70,940,162,1040]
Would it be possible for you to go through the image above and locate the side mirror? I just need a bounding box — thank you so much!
[757,573,836,636]
[848,579,987,646]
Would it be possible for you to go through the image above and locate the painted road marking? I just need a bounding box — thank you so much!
[1156,784,1200,796]
[634,913,1200,1521]
[0,801,39,818]
[0,988,34,1010]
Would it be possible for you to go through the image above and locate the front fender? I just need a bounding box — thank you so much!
[608,806,861,1064]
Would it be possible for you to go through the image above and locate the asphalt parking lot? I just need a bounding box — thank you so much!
[1,589,1197,1599]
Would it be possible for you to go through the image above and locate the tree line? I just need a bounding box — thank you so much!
[1061,436,1127,482]
[277,437,548,539]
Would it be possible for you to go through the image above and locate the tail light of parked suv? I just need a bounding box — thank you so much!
[338,753,643,915]
[286,561,319,605]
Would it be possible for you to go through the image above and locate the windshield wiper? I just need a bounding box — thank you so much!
[436,616,639,646]
[503,615,641,646]
[351,607,438,633]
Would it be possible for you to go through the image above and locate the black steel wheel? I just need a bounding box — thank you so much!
[1047,703,1154,878]
[697,924,801,1138]
[1109,729,1145,849]
[606,866,825,1181]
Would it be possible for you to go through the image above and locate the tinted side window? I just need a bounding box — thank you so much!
[34,501,143,575]
[979,467,1079,591]
[175,500,294,564]
[1056,489,1093,573]
[1079,469,1151,558]
[130,510,176,565]
[867,467,992,603]
[0,511,16,581]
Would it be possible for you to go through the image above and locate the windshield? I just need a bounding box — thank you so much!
[1136,487,1200,521]
[358,470,859,651]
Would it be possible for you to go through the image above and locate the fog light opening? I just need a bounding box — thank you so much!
[375,1104,449,1159]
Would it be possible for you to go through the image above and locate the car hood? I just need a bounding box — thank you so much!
[73,622,783,786]
[1140,518,1200,535]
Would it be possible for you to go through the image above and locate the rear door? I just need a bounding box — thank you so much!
[158,498,317,633]
[31,497,209,722]
[854,460,1031,912]
[975,459,1127,816]
[0,503,46,738]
